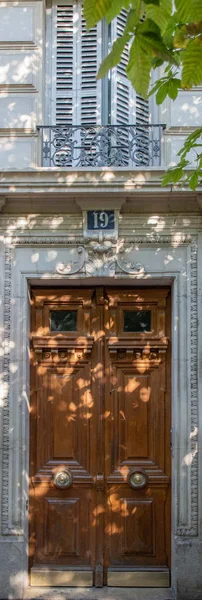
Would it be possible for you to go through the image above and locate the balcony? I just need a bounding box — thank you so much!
[37,124,166,168]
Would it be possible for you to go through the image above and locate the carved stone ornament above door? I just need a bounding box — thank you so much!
[55,243,145,278]
[117,246,145,275]
[56,246,85,275]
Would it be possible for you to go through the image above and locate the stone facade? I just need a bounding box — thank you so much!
[0,1,202,599]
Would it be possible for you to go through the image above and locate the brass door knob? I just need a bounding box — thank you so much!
[53,470,72,489]
[128,469,148,489]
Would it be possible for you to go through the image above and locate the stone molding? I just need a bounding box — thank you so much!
[2,244,12,535]
[186,238,198,535]
[1,169,202,196]
[1,233,199,537]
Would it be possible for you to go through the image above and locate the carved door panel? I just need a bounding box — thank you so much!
[104,289,171,586]
[30,287,171,588]
[30,289,104,587]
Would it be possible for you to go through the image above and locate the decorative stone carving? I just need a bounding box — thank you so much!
[85,241,115,277]
[56,246,85,275]
[117,247,145,275]
[54,242,146,278]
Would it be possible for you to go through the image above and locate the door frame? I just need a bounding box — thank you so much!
[3,235,199,596]
[25,276,175,590]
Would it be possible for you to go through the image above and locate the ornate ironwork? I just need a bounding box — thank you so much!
[37,124,166,167]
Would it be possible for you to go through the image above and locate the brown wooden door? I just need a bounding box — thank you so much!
[30,287,171,587]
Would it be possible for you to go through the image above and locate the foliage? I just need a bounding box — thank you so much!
[83,0,202,189]
[162,127,202,189]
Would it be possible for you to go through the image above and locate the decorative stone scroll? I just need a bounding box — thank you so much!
[56,246,85,275]
[117,246,145,275]
[55,242,146,278]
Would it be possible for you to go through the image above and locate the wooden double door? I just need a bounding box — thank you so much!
[30,287,171,587]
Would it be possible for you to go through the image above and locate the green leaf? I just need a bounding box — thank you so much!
[178,132,202,156]
[189,171,199,190]
[181,36,202,88]
[171,167,184,182]
[182,126,202,144]
[151,57,164,67]
[189,1,202,22]
[137,20,177,63]
[167,78,181,99]
[156,81,169,103]
[148,76,167,96]
[97,34,130,79]
[124,6,143,34]
[146,0,172,33]
[106,0,134,23]
[144,0,160,5]
[175,0,191,22]
[179,158,190,167]
[174,22,202,49]
[137,17,161,36]
[83,0,110,29]
[127,36,152,98]
[174,25,190,49]
[162,170,174,185]
[175,0,202,22]
[163,13,178,46]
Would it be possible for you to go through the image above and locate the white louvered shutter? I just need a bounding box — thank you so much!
[110,11,136,125]
[135,94,150,165]
[55,2,74,125]
[54,0,101,126]
[79,15,102,126]
[110,11,149,126]
[110,11,150,164]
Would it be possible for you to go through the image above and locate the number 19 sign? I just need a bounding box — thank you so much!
[87,210,115,231]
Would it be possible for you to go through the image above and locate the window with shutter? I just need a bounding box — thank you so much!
[49,1,149,129]
[51,0,101,126]
[46,1,150,166]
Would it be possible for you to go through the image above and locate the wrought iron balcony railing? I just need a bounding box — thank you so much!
[37,124,166,168]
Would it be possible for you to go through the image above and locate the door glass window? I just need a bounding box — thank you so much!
[50,310,77,332]
[124,310,151,332]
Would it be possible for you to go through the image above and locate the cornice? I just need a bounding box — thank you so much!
[0,168,202,199]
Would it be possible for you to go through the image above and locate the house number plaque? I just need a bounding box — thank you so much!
[87,210,115,231]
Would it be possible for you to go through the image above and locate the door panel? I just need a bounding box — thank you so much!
[30,287,171,587]
[34,487,93,564]
[34,364,94,471]
[30,289,97,584]
[104,289,170,584]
